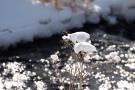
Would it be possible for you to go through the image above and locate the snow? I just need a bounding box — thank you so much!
[84,87,90,90]
[0,0,135,47]
[117,80,135,90]
[86,4,101,23]
[0,0,85,47]
[128,59,135,63]
[93,0,111,16]
[58,86,64,90]
[62,32,97,54]
[105,52,121,62]
[93,0,135,21]
[50,55,59,60]
[125,63,135,69]
[74,42,97,54]
[105,16,117,25]
[62,32,90,44]
[63,32,97,58]
[1,30,135,89]
[34,81,47,90]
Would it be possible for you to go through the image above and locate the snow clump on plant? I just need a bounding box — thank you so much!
[62,31,91,44]
[74,42,97,54]
[63,31,97,57]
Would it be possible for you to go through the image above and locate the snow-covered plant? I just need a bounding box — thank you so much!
[63,31,96,61]
[62,31,97,89]
[74,42,97,54]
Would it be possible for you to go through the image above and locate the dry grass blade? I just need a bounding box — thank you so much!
[69,68,73,90]
[69,0,76,11]
[79,63,83,90]
[84,0,91,9]
[52,0,61,10]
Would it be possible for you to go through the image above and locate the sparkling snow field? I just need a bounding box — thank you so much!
[0,29,135,90]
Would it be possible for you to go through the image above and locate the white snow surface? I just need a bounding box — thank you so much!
[0,0,135,47]
[0,0,85,47]
[93,0,135,20]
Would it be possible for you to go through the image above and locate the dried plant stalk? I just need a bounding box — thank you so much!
[69,69,74,90]
[33,0,87,11]
[32,0,50,4]
[69,66,77,90]
[33,0,61,10]
[69,0,76,11]
[84,0,91,9]
[40,0,50,3]
[79,63,83,90]
[52,0,61,10]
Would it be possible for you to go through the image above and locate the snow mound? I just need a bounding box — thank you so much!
[63,32,97,55]
[0,0,85,47]
[93,0,135,21]
[105,52,121,62]
[86,4,101,23]
[62,32,90,44]
[74,42,97,54]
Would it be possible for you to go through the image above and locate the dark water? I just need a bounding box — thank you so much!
[0,35,62,62]
[0,21,135,60]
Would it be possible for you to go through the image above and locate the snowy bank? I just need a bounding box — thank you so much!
[0,0,135,47]
[0,0,86,47]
